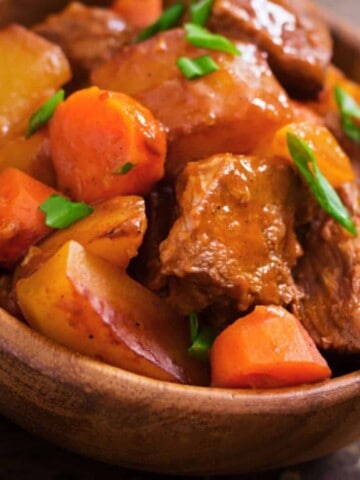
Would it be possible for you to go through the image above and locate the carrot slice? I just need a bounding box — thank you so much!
[49,86,166,203]
[210,305,331,389]
[271,122,354,187]
[112,0,162,29]
[0,168,55,269]
[307,65,360,117]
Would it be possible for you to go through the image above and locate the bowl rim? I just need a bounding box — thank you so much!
[2,306,360,415]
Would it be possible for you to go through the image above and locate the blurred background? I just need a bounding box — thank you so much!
[315,0,359,28]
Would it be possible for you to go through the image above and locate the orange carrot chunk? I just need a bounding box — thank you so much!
[112,0,162,29]
[271,122,354,188]
[0,168,55,270]
[211,305,331,389]
[49,86,166,203]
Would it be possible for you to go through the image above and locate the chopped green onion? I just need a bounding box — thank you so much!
[287,132,357,236]
[188,312,216,362]
[334,86,360,145]
[189,312,199,343]
[335,86,360,119]
[39,194,94,229]
[26,89,65,138]
[113,162,135,175]
[137,2,185,42]
[177,54,218,79]
[190,0,214,26]
[184,23,240,56]
[341,115,360,144]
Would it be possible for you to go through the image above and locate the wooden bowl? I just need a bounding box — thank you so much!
[1,2,360,476]
[2,307,360,475]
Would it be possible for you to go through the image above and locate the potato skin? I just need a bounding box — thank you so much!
[49,86,167,203]
[16,241,208,385]
[0,24,71,137]
[16,195,147,280]
[0,130,55,186]
[92,29,293,178]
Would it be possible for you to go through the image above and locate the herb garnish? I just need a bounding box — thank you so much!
[190,0,214,26]
[26,89,65,137]
[113,162,136,175]
[334,86,360,145]
[184,23,240,55]
[188,312,217,361]
[177,54,218,79]
[39,194,94,229]
[287,132,357,236]
[137,2,185,42]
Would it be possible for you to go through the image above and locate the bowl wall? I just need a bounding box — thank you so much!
[2,308,360,475]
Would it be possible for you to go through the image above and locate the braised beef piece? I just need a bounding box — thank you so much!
[34,2,133,89]
[295,182,360,353]
[208,0,332,98]
[160,154,303,315]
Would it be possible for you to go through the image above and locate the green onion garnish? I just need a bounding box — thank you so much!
[26,89,65,138]
[190,0,214,26]
[39,194,94,229]
[184,23,240,56]
[188,312,216,361]
[113,162,135,175]
[177,54,218,79]
[334,86,360,145]
[137,2,185,42]
[287,132,357,236]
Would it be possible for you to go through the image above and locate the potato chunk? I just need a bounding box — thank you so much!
[16,241,207,385]
[0,130,55,186]
[0,24,71,136]
[16,195,147,279]
[92,29,293,178]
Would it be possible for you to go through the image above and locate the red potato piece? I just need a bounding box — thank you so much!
[0,130,55,186]
[16,240,208,385]
[0,24,71,137]
[92,28,293,178]
[211,305,332,389]
[16,195,147,281]
[0,168,55,270]
[49,86,167,203]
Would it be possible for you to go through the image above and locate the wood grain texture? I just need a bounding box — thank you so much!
[2,306,360,475]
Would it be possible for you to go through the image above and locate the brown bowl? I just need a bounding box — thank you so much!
[2,307,360,476]
[1,2,360,476]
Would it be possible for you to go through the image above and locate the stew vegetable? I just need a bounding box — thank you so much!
[1,0,360,389]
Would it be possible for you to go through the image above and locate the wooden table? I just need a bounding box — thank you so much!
[1,1,360,478]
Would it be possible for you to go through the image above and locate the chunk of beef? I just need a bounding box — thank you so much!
[160,154,303,315]
[209,0,332,98]
[34,2,133,89]
[295,182,360,353]
[92,29,293,179]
